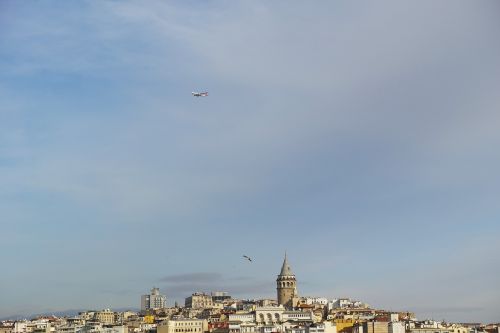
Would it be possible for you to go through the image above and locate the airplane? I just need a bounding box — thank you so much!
[192,91,208,97]
[243,255,252,262]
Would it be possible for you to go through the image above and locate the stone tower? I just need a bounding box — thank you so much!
[276,253,297,308]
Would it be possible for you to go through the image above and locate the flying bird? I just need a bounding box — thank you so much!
[192,91,208,97]
[243,255,253,262]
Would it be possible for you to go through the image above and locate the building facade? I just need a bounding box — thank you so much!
[363,322,389,333]
[388,322,405,333]
[141,287,167,311]
[94,309,116,325]
[186,293,214,309]
[158,319,206,333]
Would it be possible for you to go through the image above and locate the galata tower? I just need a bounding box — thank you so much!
[276,253,297,308]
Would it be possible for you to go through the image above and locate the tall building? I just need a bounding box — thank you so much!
[141,287,167,311]
[276,253,298,308]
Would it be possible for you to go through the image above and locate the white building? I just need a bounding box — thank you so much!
[255,307,284,325]
[228,314,255,323]
[389,322,405,333]
[228,306,313,333]
[283,311,313,323]
[253,306,314,325]
[329,298,368,310]
[141,287,167,311]
[229,322,257,333]
[14,322,28,333]
[302,298,329,306]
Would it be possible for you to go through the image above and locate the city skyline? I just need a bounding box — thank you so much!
[1,0,500,324]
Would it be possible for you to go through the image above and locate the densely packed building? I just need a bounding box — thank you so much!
[1,255,498,333]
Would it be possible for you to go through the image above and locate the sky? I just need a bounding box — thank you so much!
[1,0,500,324]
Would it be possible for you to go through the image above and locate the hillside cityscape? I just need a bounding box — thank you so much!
[1,256,498,333]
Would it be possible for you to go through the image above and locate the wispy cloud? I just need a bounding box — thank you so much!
[161,272,222,284]
[160,272,272,300]
[1,0,499,323]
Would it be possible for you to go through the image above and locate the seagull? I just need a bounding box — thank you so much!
[243,255,253,262]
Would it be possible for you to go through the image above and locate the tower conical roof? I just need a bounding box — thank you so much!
[280,253,294,276]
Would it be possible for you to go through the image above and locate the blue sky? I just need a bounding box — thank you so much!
[1,0,500,323]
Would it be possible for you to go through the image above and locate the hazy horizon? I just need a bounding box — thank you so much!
[1,0,499,323]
